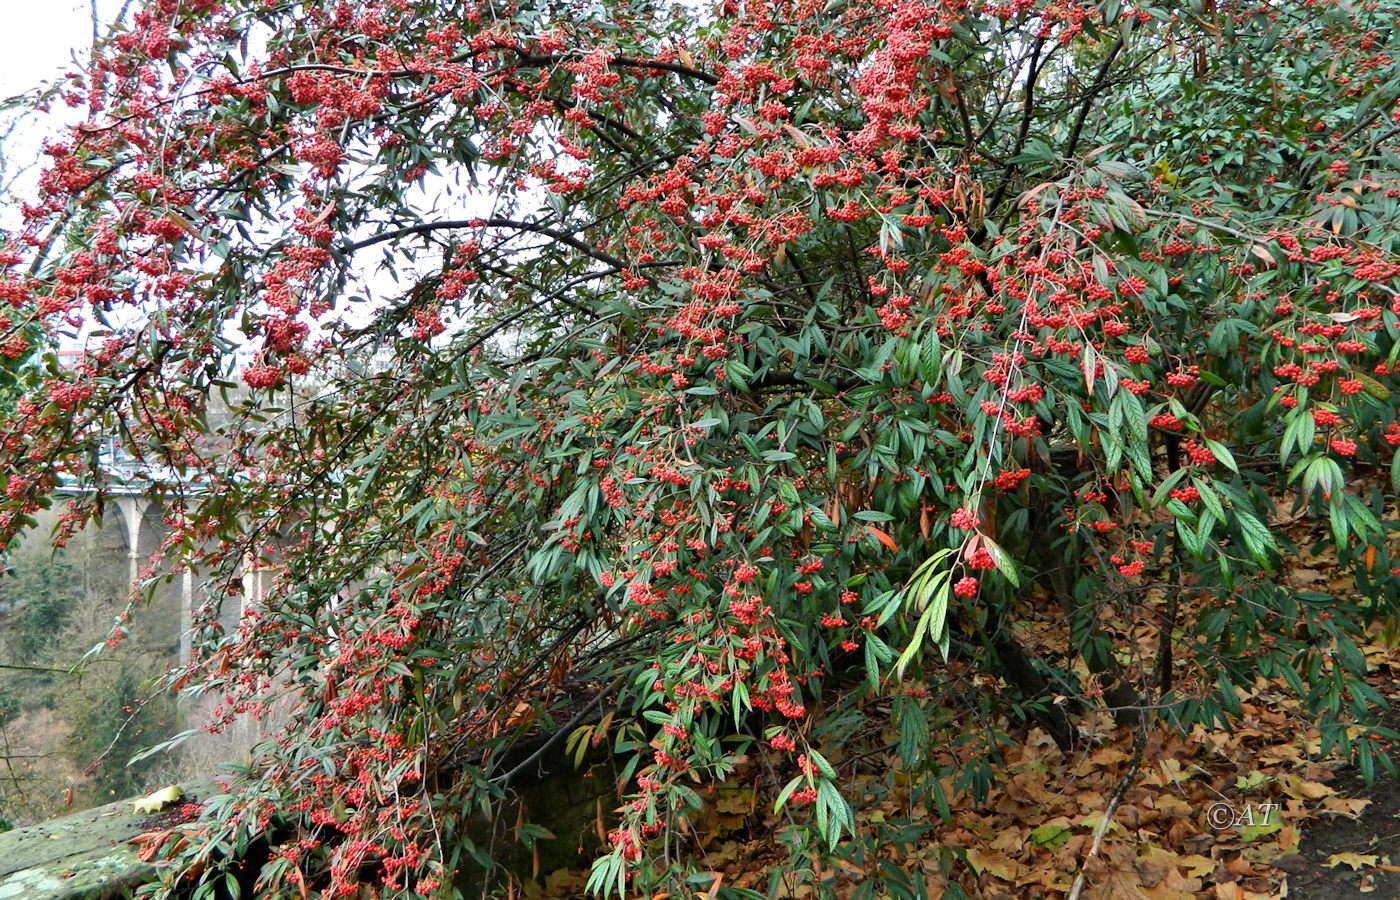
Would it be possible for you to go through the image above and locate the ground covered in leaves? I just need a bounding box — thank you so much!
[525,643,1400,899]
[524,539,1400,898]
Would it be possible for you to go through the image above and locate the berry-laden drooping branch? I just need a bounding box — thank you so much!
[1,0,1398,895]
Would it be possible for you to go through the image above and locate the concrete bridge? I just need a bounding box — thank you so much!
[49,438,271,663]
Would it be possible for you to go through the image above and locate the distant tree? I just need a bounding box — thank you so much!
[0,540,184,825]
[67,664,175,799]
[0,683,18,729]
[0,0,1398,895]
[1,552,77,662]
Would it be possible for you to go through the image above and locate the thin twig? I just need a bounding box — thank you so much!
[489,675,624,785]
[1066,721,1149,900]
[0,662,79,673]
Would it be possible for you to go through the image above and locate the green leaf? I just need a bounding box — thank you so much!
[1235,509,1276,568]
[1205,438,1238,473]
[928,769,953,824]
[807,749,837,780]
[816,779,854,847]
[864,637,883,691]
[1119,392,1152,479]
[894,578,951,680]
[1237,806,1283,842]
[1179,509,1212,557]
[774,775,805,813]
[1235,770,1266,792]
[1029,823,1072,850]
[1151,468,1190,508]
[920,328,942,384]
[1194,477,1226,524]
[979,535,1021,588]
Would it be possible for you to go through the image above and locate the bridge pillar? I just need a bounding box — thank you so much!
[114,496,150,588]
[241,553,270,621]
[180,568,193,663]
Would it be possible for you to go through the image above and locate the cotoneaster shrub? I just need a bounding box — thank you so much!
[0,0,1398,895]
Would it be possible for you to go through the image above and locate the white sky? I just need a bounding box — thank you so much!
[0,1,510,352]
[0,3,100,96]
[0,1,127,215]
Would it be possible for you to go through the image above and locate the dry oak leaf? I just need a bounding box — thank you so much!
[1134,844,1184,886]
[713,785,753,815]
[1176,854,1218,878]
[1143,758,1194,787]
[1008,771,1055,805]
[1085,863,1148,900]
[1322,795,1371,818]
[1280,774,1334,801]
[1141,867,1203,899]
[1080,809,1122,834]
[1092,746,1131,766]
[1240,841,1294,869]
[1226,854,1258,877]
[1153,794,1195,820]
[963,848,1028,882]
[989,826,1026,853]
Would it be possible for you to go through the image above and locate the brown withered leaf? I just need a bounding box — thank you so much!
[1327,852,1380,870]
[964,848,1028,882]
[1321,795,1371,818]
